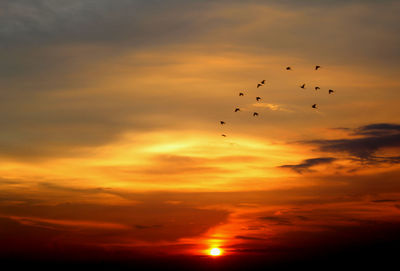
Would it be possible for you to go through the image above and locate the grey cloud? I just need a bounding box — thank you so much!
[279,157,336,174]
[307,123,400,163]
[1,0,399,67]
[0,0,220,47]
[355,123,400,136]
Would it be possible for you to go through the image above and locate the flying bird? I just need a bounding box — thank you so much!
[235,108,240,112]
[220,121,225,125]
[256,97,261,101]
[286,66,292,71]
[221,134,227,137]
[300,84,306,89]
[329,89,335,94]
[257,83,262,88]
[239,92,244,96]
[312,104,318,109]
[260,80,266,84]
[315,86,320,90]
[315,65,321,70]
[253,112,259,117]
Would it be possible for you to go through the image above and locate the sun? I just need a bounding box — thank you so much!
[209,248,222,256]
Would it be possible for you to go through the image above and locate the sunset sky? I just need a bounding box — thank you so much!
[1,0,400,268]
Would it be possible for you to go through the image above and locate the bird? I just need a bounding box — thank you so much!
[257,83,262,88]
[256,97,261,101]
[253,112,259,117]
[315,65,321,70]
[329,89,334,94]
[239,92,244,96]
[221,134,227,137]
[235,108,240,112]
[315,86,320,90]
[220,121,225,125]
[312,104,317,109]
[286,66,292,70]
[300,84,306,89]
[260,80,266,84]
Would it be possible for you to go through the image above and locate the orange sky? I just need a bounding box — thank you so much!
[1,0,400,264]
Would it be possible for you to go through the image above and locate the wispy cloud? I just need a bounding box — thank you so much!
[1,214,131,230]
[279,157,337,174]
[252,103,292,112]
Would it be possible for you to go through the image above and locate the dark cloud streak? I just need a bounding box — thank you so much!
[279,157,336,174]
[308,123,400,163]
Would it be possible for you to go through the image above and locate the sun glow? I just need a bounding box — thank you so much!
[209,248,222,256]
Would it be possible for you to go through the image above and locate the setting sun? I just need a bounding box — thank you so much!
[209,248,222,256]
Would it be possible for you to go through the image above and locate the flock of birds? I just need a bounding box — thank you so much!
[220,65,335,137]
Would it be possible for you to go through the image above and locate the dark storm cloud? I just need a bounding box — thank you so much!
[279,157,336,174]
[307,123,400,163]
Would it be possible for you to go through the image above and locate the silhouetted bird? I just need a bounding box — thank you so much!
[257,83,262,88]
[253,112,259,116]
[261,80,266,84]
[256,97,261,101]
[315,65,321,70]
[222,134,227,137]
[286,67,292,70]
[239,92,244,96]
[220,121,225,125]
[300,84,306,89]
[312,104,317,109]
[329,89,334,94]
[315,86,320,90]
[235,108,240,112]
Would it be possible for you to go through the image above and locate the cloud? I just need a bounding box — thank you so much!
[307,123,400,163]
[235,235,267,241]
[2,214,131,230]
[371,199,398,203]
[0,193,230,243]
[279,157,336,174]
[1,0,400,162]
[355,123,400,136]
[258,216,293,225]
[252,103,291,112]
[135,224,163,230]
